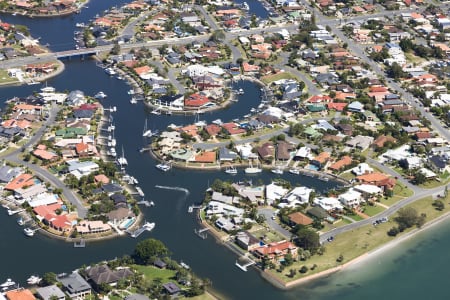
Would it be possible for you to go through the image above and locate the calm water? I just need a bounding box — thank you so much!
[0,3,447,300]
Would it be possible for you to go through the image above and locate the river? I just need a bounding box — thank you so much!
[0,2,447,300]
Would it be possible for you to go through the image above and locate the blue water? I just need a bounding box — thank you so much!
[234,0,269,19]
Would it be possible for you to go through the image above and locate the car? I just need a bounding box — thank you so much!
[271,216,276,220]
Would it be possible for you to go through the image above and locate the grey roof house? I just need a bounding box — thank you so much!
[58,272,92,300]
[36,285,66,300]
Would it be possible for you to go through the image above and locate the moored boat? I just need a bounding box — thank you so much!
[156,163,171,172]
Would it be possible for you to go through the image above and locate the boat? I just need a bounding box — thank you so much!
[225,166,238,174]
[109,147,117,157]
[245,161,262,174]
[130,97,137,104]
[115,75,123,80]
[241,1,249,10]
[143,119,153,137]
[212,119,223,125]
[150,201,155,206]
[180,261,190,270]
[17,217,24,226]
[156,163,171,172]
[27,275,41,285]
[75,22,85,28]
[117,147,128,168]
[289,168,300,175]
[151,109,161,115]
[0,279,15,288]
[271,167,283,175]
[104,67,116,76]
[127,89,135,95]
[94,91,107,99]
[24,227,35,237]
[40,85,55,93]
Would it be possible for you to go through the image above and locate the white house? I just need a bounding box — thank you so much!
[265,182,289,205]
[353,184,383,198]
[67,159,99,179]
[279,186,313,208]
[206,201,244,217]
[338,189,362,207]
[352,163,374,176]
[313,197,343,211]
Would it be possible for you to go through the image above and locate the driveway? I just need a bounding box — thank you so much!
[258,208,292,239]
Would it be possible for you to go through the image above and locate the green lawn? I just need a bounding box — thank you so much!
[133,265,176,282]
[419,178,450,189]
[362,204,385,217]
[346,213,364,222]
[251,226,287,243]
[261,72,298,85]
[338,171,355,181]
[383,182,414,206]
[0,69,19,85]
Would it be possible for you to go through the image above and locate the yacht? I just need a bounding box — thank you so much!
[127,89,135,95]
[75,22,85,28]
[117,147,128,168]
[289,168,300,175]
[24,227,35,237]
[245,161,262,174]
[225,166,238,175]
[104,67,116,76]
[94,91,107,99]
[0,279,15,289]
[27,275,41,285]
[212,119,223,125]
[109,147,117,157]
[271,167,283,175]
[241,1,249,10]
[143,119,153,137]
[130,97,137,104]
[41,85,55,93]
[156,163,171,172]
[17,217,24,226]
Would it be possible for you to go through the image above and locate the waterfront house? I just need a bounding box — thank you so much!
[58,272,92,300]
[276,141,294,161]
[76,220,111,235]
[206,201,244,217]
[102,183,123,195]
[288,212,313,226]
[353,184,383,200]
[215,216,238,232]
[279,186,313,207]
[257,142,275,162]
[232,183,264,204]
[218,147,238,162]
[329,155,352,172]
[313,197,343,212]
[356,172,396,191]
[311,152,330,170]
[4,173,34,191]
[67,160,99,179]
[293,146,314,161]
[36,285,66,300]
[111,193,127,208]
[5,289,35,300]
[107,207,134,225]
[162,282,181,297]
[252,240,298,263]
[85,264,133,288]
[236,231,261,251]
[265,182,289,205]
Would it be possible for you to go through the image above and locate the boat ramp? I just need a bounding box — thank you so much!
[74,239,86,248]
[235,255,256,272]
[194,227,209,239]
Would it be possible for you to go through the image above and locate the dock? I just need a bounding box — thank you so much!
[188,205,202,213]
[135,187,145,197]
[139,147,151,153]
[129,222,155,238]
[194,227,209,239]
[235,255,256,272]
[137,200,154,207]
[8,208,25,216]
[74,239,86,248]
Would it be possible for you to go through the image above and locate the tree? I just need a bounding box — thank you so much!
[210,30,225,42]
[394,207,424,231]
[288,268,297,278]
[133,238,170,265]
[414,172,427,185]
[110,43,121,55]
[432,199,445,211]
[40,272,57,286]
[294,227,320,252]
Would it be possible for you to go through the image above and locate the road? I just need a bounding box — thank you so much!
[0,104,88,218]
[258,208,292,238]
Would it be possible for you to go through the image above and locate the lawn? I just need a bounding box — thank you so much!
[346,213,364,222]
[338,171,355,181]
[0,69,18,85]
[362,204,385,217]
[419,178,450,189]
[261,72,298,85]
[383,182,414,206]
[251,226,286,243]
[133,265,176,282]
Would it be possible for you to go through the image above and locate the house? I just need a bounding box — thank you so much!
[338,189,363,207]
[372,135,397,149]
[345,135,374,151]
[206,201,244,216]
[353,184,383,199]
[307,206,328,220]
[236,231,261,251]
[154,259,167,269]
[276,141,294,161]
[85,264,133,288]
[311,152,330,170]
[36,285,66,300]
[5,289,35,300]
[162,283,181,296]
[58,272,92,300]
[288,211,313,226]
[347,101,364,112]
[329,155,352,172]
[265,182,289,205]
[428,155,448,173]
[313,197,343,212]
[279,186,313,207]
[257,142,275,161]
[218,147,238,162]
[356,172,396,190]
[252,240,298,263]
[4,173,34,191]
[0,165,22,183]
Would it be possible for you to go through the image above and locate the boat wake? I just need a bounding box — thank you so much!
[155,185,190,195]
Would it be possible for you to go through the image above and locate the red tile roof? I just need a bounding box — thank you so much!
[194,151,216,163]
[184,93,210,107]
[5,289,36,300]
[5,173,34,191]
[329,155,352,171]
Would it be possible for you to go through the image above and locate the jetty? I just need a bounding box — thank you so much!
[129,221,155,238]
[137,200,154,207]
[135,187,145,197]
[235,255,256,272]
[188,205,202,213]
[194,227,209,239]
[74,239,86,248]
[8,208,25,216]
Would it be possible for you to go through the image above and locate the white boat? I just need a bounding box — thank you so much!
[143,119,153,137]
[180,261,190,270]
[0,279,15,288]
[127,89,135,95]
[212,119,223,125]
[94,91,107,99]
[41,85,55,93]
[271,167,283,175]
[109,147,117,157]
[27,275,41,285]
[111,138,116,147]
[75,22,85,27]
[17,217,24,226]
[156,163,171,172]
[225,166,238,174]
[150,201,155,206]
[289,168,300,175]
[117,147,128,168]
[130,97,137,104]
[151,109,161,115]
[245,161,262,174]
[241,2,249,10]
[104,67,116,76]
[24,227,35,237]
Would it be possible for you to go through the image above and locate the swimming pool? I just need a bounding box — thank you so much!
[119,217,135,230]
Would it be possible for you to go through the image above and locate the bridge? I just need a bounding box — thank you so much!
[55,48,100,59]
